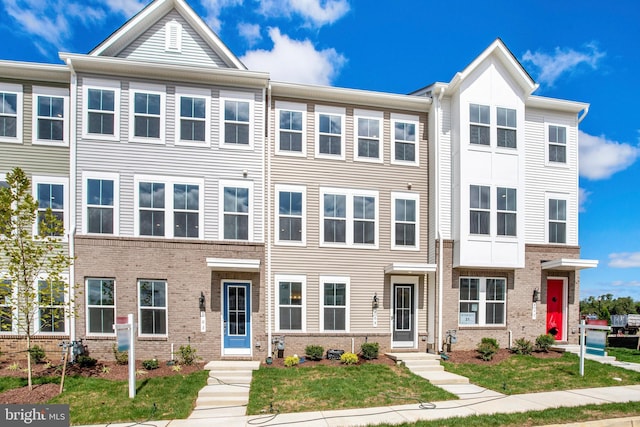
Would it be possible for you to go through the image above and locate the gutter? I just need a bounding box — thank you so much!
[266,82,273,359]
[435,87,445,353]
[578,106,589,124]
[66,57,78,352]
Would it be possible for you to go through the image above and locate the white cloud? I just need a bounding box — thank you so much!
[258,0,350,26]
[609,253,640,268]
[103,0,146,17]
[578,187,591,213]
[579,131,640,180]
[3,0,71,48]
[522,43,605,87]
[240,27,345,85]
[200,0,244,33]
[238,22,262,46]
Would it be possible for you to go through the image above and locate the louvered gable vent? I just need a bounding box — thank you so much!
[165,21,182,52]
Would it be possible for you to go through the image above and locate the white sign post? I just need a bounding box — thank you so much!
[115,314,136,398]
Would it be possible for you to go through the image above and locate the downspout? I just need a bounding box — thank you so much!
[435,87,445,353]
[66,58,78,351]
[577,106,589,124]
[266,82,273,359]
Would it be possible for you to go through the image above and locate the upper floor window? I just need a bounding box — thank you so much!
[86,278,115,335]
[392,193,419,249]
[220,180,252,241]
[470,185,490,235]
[276,185,305,245]
[176,87,210,146]
[321,188,378,248]
[277,101,305,155]
[221,91,253,147]
[0,279,13,333]
[315,106,345,159]
[459,277,506,326]
[135,176,203,239]
[321,276,349,332]
[32,176,68,238]
[130,83,164,143]
[85,173,118,235]
[355,110,382,162]
[391,113,419,164]
[84,79,120,140]
[496,107,516,148]
[276,275,306,332]
[548,198,567,243]
[33,87,69,146]
[470,104,490,145]
[138,280,167,337]
[548,125,567,163]
[497,187,517,236]
[0,83,22,143]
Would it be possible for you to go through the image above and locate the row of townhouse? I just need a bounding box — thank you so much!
[0,0,597,362]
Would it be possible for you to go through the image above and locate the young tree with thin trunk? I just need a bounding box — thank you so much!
[0,167,74,390]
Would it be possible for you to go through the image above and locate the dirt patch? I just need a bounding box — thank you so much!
[0,359,204,404]
[443,348,564,365]
[261,353,397,368]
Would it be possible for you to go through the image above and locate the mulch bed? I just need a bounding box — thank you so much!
[443,348,564,365]
[262,353,397,368]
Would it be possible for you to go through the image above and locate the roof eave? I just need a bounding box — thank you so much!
[0,60,70,83]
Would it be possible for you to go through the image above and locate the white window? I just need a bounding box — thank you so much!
[0,279,14,333]
[135,175,204,239]
[391,113,419,165]
[548,125,567,164]
[392,192,419,250]
[220,180,253,241]
[165,21,182,52]
[276,185,305,245]
[320,276,349,332]
[276,101,305,155]
[548,197,567,244]
[321,188,378,248]
[38,277,67,334]
[129,83,165,143]
[470,185,490,235]
[84,172,119,235]
[86,278,115,335]
[138,280,167,337]
[176,87,210,146]
[354,109,382,162]
[315,105,345,159]
[276,275,306,332]
[0,82,22,143]
[83,78,120,141]
[497,187,517,236]
[459,277,506,326]
[221,91,253,148]
[32,86,69,146]
[496,107,516,148]
[470,104,490,145]
[32,176,68,238]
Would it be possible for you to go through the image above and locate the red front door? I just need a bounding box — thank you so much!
[546,279,564,340]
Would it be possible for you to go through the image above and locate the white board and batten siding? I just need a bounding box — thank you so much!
[74,75,265,242]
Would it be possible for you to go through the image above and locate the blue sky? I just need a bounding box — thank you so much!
[2,0,639,301]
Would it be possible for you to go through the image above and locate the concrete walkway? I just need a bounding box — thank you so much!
[76,351,640,427]
[554,344,640,373]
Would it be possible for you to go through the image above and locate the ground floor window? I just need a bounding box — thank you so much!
[87,278,115,335]
[138,280,167,336]
[0,279,13,332]
[38,279,66,333]
[278,278,304,331]
[321,277,349,331]
[459,277,506,326]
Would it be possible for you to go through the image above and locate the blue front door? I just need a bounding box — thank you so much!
[223,282,251,354]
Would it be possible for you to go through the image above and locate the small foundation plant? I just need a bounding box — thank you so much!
[477,337,500,361]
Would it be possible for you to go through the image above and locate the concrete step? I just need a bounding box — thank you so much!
[198,385,250,399]
[204,360,260,371]
[405,364,445,373]
[196,394,249,407]
[386,352,441,361]
[414,370,469,385]
[208,370,254,384]
[188,406,247,419]
[403,359,445,370]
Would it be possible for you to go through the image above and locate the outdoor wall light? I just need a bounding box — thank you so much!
[199,291,206,312]
[532,289,540,303]
[372,293,379,309]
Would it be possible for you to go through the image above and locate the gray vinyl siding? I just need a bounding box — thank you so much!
[524,107,579,245]
[117,10,230,68]
[269,98,430,335]
[75,74,265,242]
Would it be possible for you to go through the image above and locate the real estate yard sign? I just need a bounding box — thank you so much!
[578,320,611,376]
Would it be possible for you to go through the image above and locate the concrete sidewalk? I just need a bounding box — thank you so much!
[76,350,640,427]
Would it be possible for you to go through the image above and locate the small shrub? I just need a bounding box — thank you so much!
[6,362,20,371]
[477,337,500,361]
[142,359,159,370]
[112,344,128,365]
[535,334,556,352]
[305,345,324,361]
[135,369,147,377]
[512,338,533,355]
[171,364,182,372]
[77,355,97,368]
[178,344,200,366]
[340,352,358,365]
[29,345,46,364]
[284,355,300,367]
[360,342,379,360]
[101,366,111,374]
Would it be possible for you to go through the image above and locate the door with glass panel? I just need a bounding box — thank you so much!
[223,282,251,355]
[392,283,414,347]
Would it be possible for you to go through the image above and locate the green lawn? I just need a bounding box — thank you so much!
[247,363,456,415]
[607,347,640,363]
[443,352,640,394]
